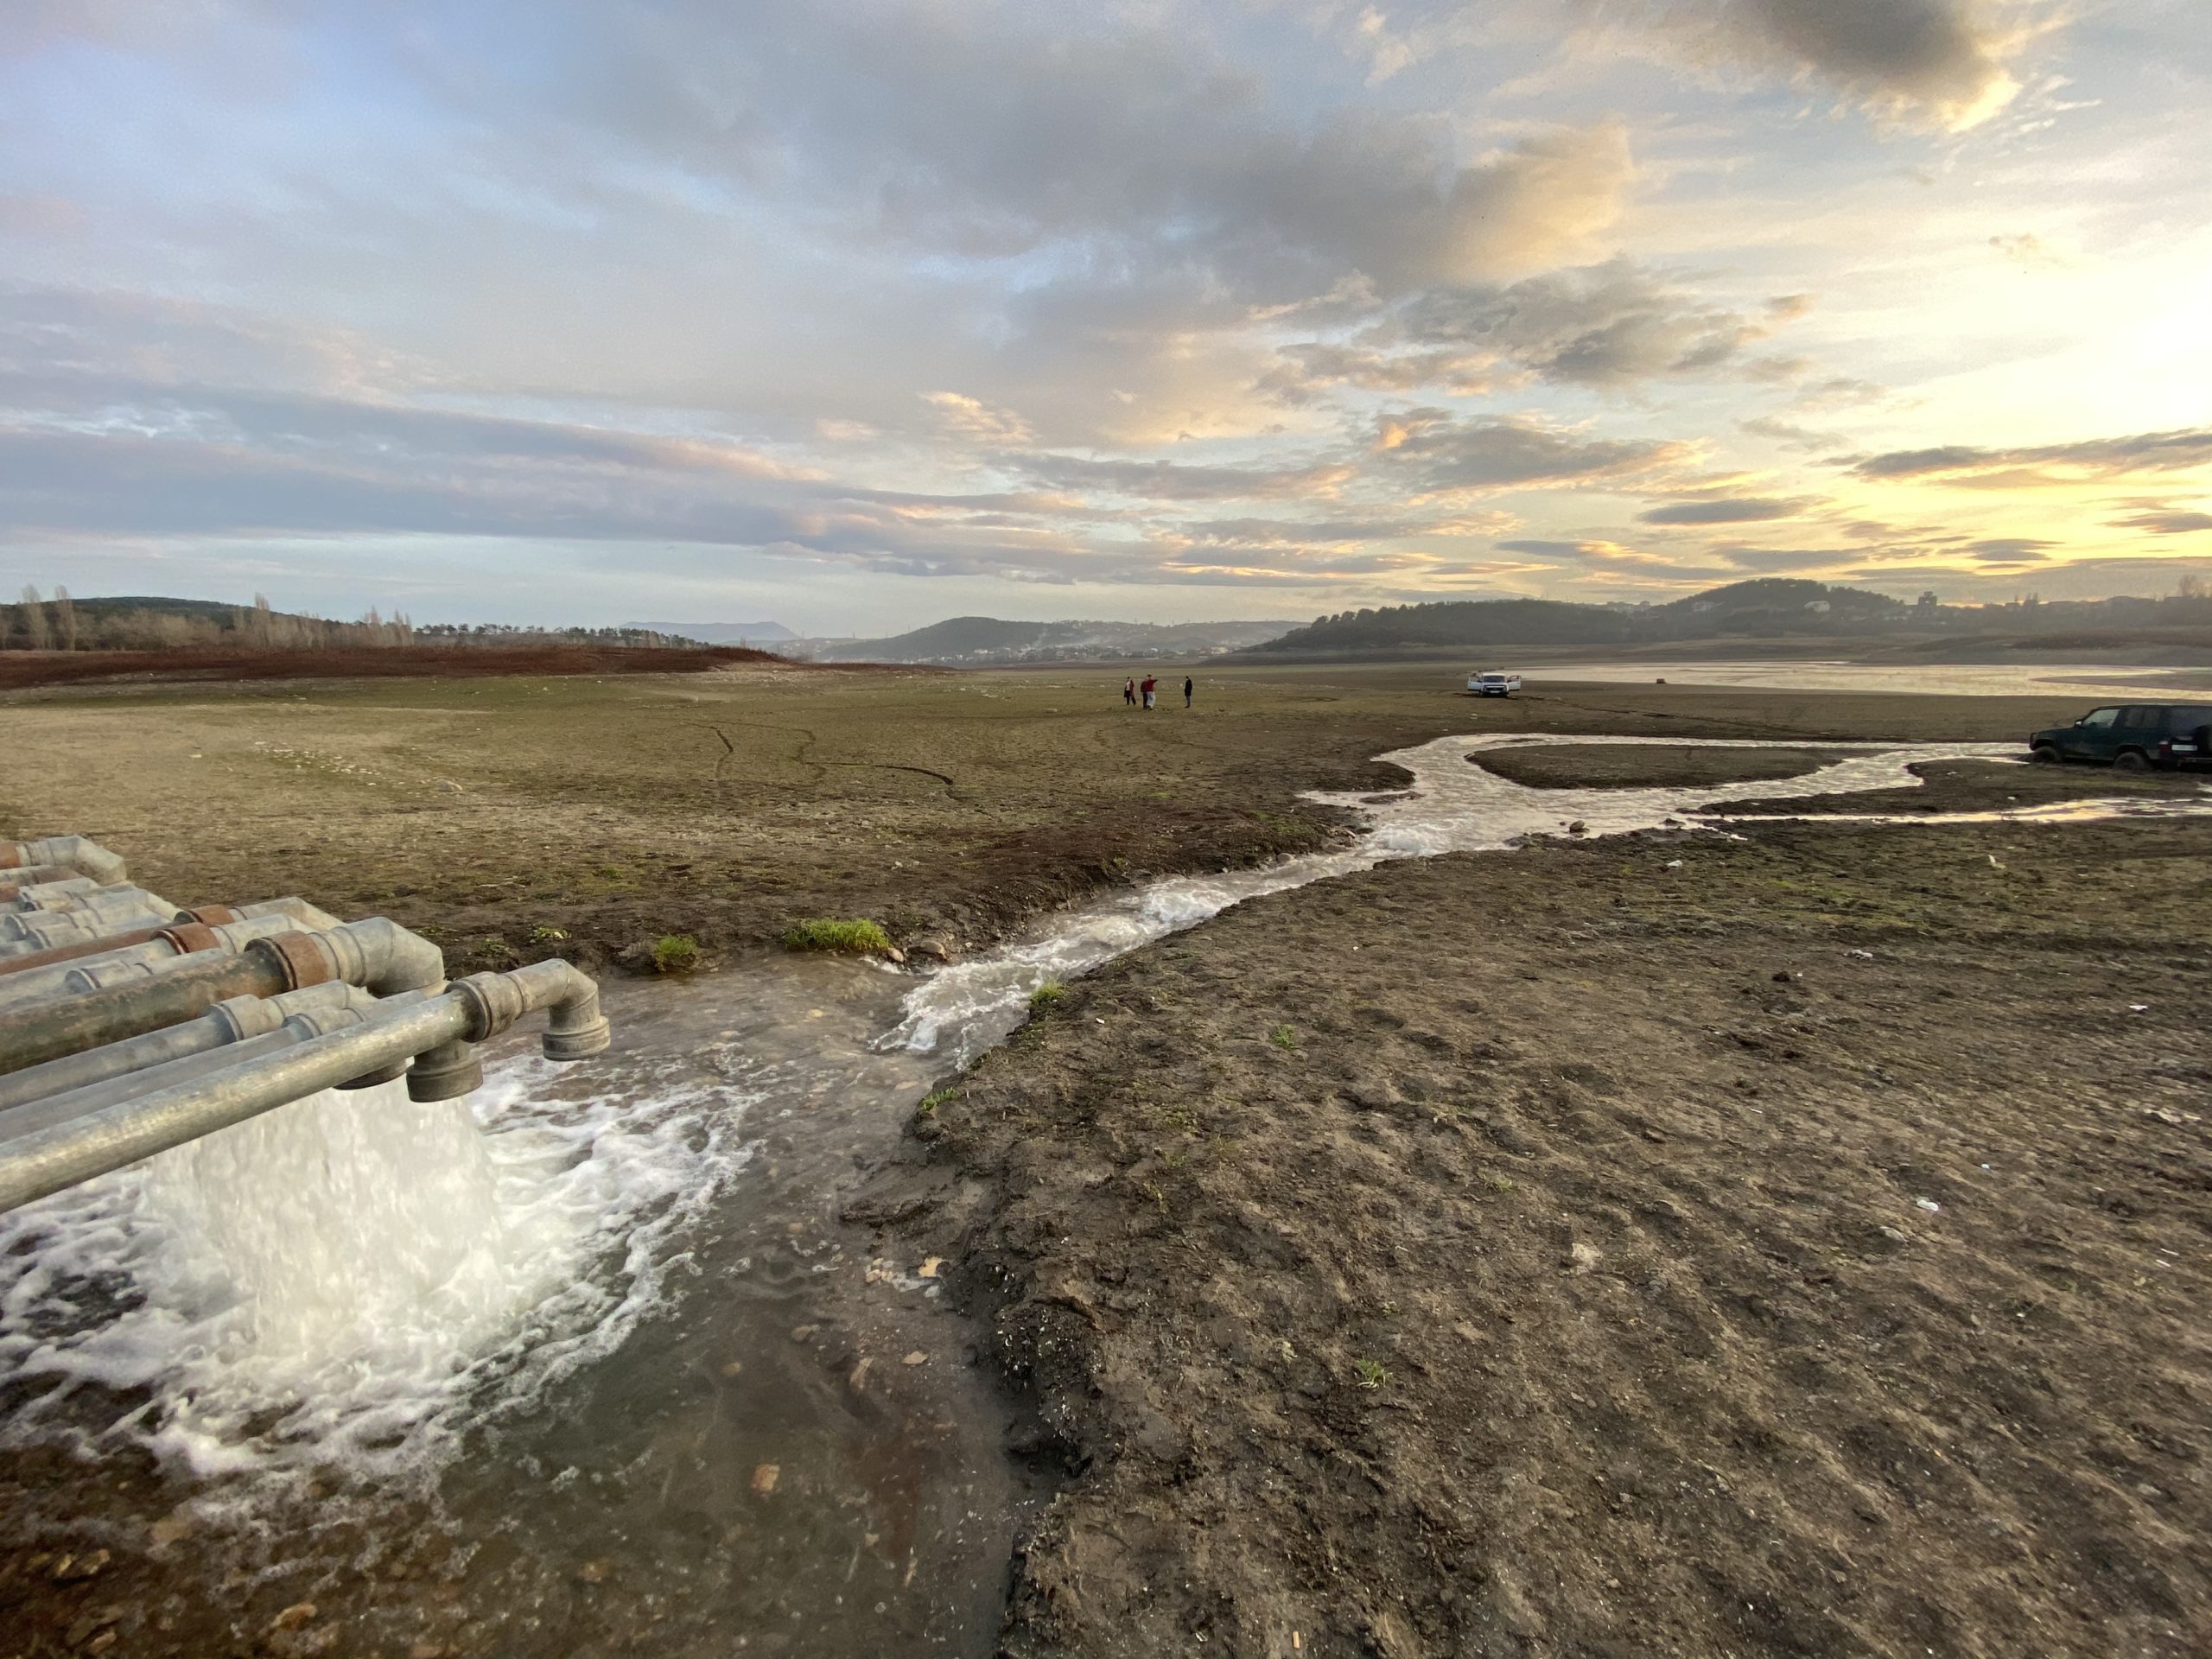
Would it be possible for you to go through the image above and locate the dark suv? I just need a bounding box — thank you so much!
[2029,703,2212,771]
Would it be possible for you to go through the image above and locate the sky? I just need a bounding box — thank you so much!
[2,0,2209,635]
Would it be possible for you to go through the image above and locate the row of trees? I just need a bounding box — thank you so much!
[1,588,700,652]
[0,588,416,652]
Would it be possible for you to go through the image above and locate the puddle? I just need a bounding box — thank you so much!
[3,733,2207,1653]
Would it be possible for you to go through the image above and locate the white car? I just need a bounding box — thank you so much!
[1467,671,1522,696]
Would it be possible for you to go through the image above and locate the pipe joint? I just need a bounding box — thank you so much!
[251,931,342,993]
[4,837,129,887]
[407,1038,483,1102]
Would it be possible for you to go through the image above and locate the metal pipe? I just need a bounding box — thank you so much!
[0,899,325,977]
[2,836,129,887]
[0,918,445,1077]
[0,961,609,1214]
[0,914,298,1009]
[0,982,377,1114]
[0,903,182,956]
[0,996,470,1214]
[2,882,169,920]
[0,937,326,1077]
[0,865,86,898]
[1,877,99,913]
[0,989,418,1143]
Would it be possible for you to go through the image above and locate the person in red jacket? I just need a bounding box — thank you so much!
[1140,675,1158,709]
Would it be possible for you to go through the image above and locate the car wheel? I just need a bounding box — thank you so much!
[2114,750,2151,772]
[2031,744,2062,764]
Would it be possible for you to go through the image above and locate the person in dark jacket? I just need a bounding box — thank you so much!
[1183,676,1194,709]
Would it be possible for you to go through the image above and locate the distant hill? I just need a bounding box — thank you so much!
[1246,580,1917,656]
[626,620,796,644]
[66,594,249,622]
[791,616,1293,664]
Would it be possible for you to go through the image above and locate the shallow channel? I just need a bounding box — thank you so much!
[2,735,2205,1654]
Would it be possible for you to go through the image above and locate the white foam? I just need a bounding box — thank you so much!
[0,1053,758,1484]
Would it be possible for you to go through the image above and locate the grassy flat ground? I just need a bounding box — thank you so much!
[0,661,2187,973]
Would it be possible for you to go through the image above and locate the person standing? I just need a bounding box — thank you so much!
[1182,675,1193,709]
[1123,676,1136,707]
[1140,674,1157,709]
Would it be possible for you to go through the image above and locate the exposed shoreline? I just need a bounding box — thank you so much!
[854,749,2212,1657]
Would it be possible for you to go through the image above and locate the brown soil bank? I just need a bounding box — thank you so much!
[862,813,2212,1658]
[0,642,785,692]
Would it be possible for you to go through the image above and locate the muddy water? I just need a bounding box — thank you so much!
[1526,660,2212,697]
[1,961,1038,1656]
[3,735,2208,1654]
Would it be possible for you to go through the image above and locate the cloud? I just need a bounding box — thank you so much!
[1497,537,1677,565]
[1606,0,2060,131]
[1738,416,1833,451]
[920,391,1033,445]
[1966,537,2056,561]
[1274,256,1804,400]
[1711,543,1857,572]
[1637,496,1804,524]
[2107,508,2212,536]
[1019,454,1353,502]
[1851,426,2212,484]
[1989,231,2067,270]
[537,3,1636,299]
[1368,409,1692,495]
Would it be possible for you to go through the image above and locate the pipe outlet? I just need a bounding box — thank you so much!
[451,960,609,1058]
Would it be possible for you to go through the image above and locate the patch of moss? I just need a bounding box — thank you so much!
[783,918,893,956]
[652,933,702,973]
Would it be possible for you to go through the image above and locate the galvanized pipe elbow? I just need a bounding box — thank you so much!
[3,837,129,887]
[238,896,342,932]
[451,960,610,1058]
[289,917,448,998]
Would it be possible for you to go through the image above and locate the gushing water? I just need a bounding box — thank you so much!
[0,1053,753,1485]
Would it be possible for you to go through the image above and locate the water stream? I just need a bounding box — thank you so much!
[2,735,2205,1653]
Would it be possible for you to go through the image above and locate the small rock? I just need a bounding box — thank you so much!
[1914,1198,1942,1213]
[1566,820,1588,836]
[53,1549,109,1583]
[906,933,957,963]
[917,1256,944,1279]
[1771,969,1796,982]
[1665,858,1684,869]
[1567,1242,1601,1274]
[751,1463,780,1495]
[575,1560,612,1584]
[901,1350,929,1366]
[270,1602,318,1632]
[409,1643,449,1658]
[1878,1224,1910,1243]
